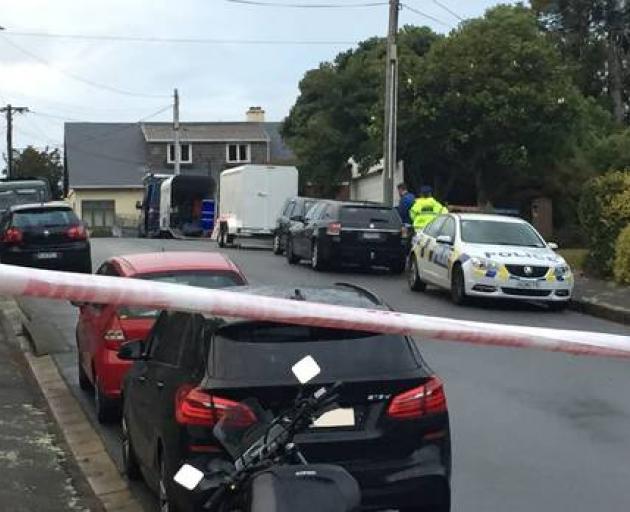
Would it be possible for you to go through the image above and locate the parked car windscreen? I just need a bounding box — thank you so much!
[340,205,401,228]
[211,321,419,382]
[460,219,545,247]
[12,208,79,228]
[119,271,243,319]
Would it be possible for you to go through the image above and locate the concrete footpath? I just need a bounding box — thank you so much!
[572,276,630,325]
[0,300,98,512]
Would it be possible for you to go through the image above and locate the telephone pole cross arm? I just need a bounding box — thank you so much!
[1,104,29,180]
[382,0,400,207]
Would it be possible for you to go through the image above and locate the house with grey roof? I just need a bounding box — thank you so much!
[64,107,294,235]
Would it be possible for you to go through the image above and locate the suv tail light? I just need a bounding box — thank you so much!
[175,386,257,428]
[387,377,447,420]
[67,225,88,240]
[2,227,23,245]
[326,222,342,236]
[401,225,409,239]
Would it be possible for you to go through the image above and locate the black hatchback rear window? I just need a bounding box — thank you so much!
[211,322,419,382]
[340,206,401,228]
[12,208,79,228]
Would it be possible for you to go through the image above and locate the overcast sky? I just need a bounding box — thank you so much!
[0,0,516,150]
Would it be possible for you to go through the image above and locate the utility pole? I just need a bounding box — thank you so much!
[382,0,399,206]
[1,104,29,180]
[173,88,181,176]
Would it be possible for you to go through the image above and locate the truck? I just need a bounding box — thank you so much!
[216,165,298,247]
[137,173,216,239]
[0,178,52,214]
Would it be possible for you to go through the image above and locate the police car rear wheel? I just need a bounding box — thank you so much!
[408,257,426,292]
[451,265,468,305]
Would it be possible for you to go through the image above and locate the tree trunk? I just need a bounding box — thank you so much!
[607,1,626,123]
[475,169,487,207]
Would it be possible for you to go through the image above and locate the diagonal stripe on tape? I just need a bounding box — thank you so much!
[0,263,628,359]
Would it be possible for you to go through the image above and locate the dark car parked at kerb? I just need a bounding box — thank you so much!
[285,200,408,273]
[0,202,91,273]
[119,284,451,512]
[272,196,317,255]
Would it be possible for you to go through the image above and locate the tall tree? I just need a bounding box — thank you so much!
[401,5,591,205]
[11,146,64,199]
[532,0,630,123]
[281,27,440,194]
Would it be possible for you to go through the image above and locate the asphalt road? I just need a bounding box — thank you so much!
[18,237,630,512]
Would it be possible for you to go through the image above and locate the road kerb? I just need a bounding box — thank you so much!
[23,351,144,512]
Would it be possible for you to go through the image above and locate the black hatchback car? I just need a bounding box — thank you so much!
[0,202,92,273]
[272,196,317,255]
[285,201,408,273]
[119,285,451,512]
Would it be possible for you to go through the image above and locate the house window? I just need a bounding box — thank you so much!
[81,200,115,228]
[226,144,250,163]
[167,144,192,164]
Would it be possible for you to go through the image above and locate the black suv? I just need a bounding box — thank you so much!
[273,196,317,255]
[0,202,92,273]
[119,285,451,512]
[285,201,408,272]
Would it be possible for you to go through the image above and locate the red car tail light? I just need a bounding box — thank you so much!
[104,329,126,350]
[175,385,257,428]
[2,227,23,245]
[387,377,447,420]
[326,222,342,236]
[66,225,88,240]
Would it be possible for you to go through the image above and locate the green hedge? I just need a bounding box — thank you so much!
[578,170,630,277]
[614,224,630,284]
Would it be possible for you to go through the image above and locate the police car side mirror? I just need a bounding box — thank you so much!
[548,242,559,250]
[436,235,453,245]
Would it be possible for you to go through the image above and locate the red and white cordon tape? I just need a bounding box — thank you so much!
[0,263,629,359]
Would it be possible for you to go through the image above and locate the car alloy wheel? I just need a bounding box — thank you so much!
[159,457,172,512]
[286,238,299,264]
[122,416,141,480]
[273,234,283,255]
[451,265,467,305]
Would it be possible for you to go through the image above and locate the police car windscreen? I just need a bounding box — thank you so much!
[211,322,420,382]
[461,220,545,247]
[340,206,400,228]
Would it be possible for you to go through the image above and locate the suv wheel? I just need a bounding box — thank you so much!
[159,456,177,512]
[450,264,468,305]
[408,256,427,292]
[286,238,299,265]
[273,233,283,255]
[311,240,327,271]
[122,415,141,481]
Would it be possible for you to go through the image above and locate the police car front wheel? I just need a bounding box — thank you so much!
[451,265,468,305]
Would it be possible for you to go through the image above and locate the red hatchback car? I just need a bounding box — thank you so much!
[75,251,247,422]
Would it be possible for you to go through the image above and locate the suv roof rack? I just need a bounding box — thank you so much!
[334,282,383,306]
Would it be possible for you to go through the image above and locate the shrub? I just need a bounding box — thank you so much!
[578,170,630,277]
[613,224,630,285]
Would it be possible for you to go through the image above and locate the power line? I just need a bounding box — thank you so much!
[401,3,451,28]
[225,0,387,7]
[0,35,170,99]
[430,0,463,21]
[3,29,358,46]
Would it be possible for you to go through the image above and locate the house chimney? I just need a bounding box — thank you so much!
[246,106,265,123]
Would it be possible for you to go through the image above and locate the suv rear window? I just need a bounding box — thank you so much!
[340,206,401,228]
[211,321,419,382]
[12,208,78,228]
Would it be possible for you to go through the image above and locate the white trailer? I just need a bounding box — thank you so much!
[216,165,298,247]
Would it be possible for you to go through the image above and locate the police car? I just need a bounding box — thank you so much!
[407,213,573,310]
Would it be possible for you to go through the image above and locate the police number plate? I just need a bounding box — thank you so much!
[516,280,538,289]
